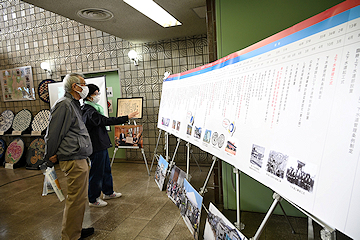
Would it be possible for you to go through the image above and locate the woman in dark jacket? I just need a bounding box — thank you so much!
[82,84,138,207]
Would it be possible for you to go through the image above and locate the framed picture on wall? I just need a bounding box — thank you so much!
[0,66,35,101]
[116,97,143,119]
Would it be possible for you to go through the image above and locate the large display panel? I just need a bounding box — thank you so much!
[48,76,109,117]
[157,1,360,239]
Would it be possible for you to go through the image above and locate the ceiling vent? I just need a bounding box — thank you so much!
[77,8,114,21]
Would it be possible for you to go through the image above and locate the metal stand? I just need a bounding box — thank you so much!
[186,142,190,180]
[250,192,295,240]
[149,129,162,172]
[165,131,169,162]
[233,168,245,231]
[285,197,336,240]
[199,156,217,196]
[110,146,150,176]
[167,137,181,176]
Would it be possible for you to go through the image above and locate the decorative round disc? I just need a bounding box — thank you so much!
[0,138,6,161]
[5,138,25,164]
[38,79,55,103]
[31,109,50,132]
[0,110,14,132]
[26,137,45,169]
[12,109,32,132]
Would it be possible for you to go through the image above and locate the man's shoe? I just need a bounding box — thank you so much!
[89,198,107,207]
[80,227,94,238]
[103,192,122,200]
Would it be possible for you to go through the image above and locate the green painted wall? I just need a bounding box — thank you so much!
[216,0,344,216]
[84,70,126,159]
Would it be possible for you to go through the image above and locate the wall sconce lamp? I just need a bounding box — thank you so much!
[128,50,139,66]
[40,62,53,77]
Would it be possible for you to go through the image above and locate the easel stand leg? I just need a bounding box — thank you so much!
[110,148,118,167]
[190,149,202,173]
[199,156,217,196]
[278,201,296,234]
[167,138,181,176]
[234,168,245,231]
[165,132,169,162]
[141,148,150,176]
[150,129,162,172]
[251,193,295,240]
[308,218,314,240]
[186,142,190,180]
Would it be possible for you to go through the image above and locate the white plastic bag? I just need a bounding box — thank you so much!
[42,174,55,196]
[42,166,65,202]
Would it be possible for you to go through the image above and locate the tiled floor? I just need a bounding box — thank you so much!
[0,161,351,240]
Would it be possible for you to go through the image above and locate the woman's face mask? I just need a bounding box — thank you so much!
[92,94,101,103]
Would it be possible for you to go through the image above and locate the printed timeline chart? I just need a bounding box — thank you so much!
[158,2,360,239]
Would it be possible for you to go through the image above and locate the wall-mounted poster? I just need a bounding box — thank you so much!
[114,125,143,148]
[154,155,169,191]
[1,66,35,101]
[204,202,247,240]
[116,97,143,119]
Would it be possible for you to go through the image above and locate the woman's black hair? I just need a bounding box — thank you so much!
[86,83,100,99]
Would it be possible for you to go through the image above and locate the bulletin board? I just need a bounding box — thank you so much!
[0,66,35,101]
[157,1,360,239]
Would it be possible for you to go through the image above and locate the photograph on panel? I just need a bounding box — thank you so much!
[211,132,218,146]
[203,130,211,144]
[266,150,288,179]
[194,126,202,139]
[154,155,169,191]
[217,134,225,148]
[250,144,265,168]
[204,202,247,240]
[114,125,143,148]
[176,121,181,131]
[286,159,317,192]
[181,179,203,240]
[161,117,170,127]
[225,141,237,155]
[166,166,187,206]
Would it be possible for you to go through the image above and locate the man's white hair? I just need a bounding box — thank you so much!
[63,73,85,93]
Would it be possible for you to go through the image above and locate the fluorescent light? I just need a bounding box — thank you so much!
[124,0,182,27]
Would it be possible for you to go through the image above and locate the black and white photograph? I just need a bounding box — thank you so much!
[266,150,288,179]
[250,144,265,168]
[286,159,317,192]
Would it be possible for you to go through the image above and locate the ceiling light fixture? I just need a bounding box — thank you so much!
[123,0,182,28]
[77,8,114,21]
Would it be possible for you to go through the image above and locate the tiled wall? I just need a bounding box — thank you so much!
[0,0,212,163]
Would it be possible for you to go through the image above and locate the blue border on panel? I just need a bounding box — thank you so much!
[165,6,360,82]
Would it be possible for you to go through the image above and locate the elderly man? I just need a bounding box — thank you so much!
[43,73,94,240]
